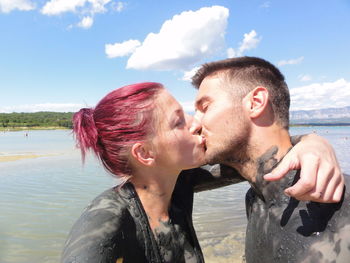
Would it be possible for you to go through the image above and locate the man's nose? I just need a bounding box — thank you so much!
[189,114,202,135]
[194,110,203,122]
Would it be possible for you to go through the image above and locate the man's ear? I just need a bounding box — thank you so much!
[130,142,155,166]
[244,86,269,119]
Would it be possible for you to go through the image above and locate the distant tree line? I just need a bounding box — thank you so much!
[0,112,73,129]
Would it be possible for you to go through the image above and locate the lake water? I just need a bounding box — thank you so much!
[0,127,349,263]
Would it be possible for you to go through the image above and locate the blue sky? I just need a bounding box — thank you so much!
[1,0,349,113]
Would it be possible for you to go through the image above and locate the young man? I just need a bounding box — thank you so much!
[192,56,349,262]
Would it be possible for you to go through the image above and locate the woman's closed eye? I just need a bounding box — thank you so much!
[175,117,185,128]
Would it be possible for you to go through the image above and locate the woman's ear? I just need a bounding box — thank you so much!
[244,86,269,119]
[130,142,155,166]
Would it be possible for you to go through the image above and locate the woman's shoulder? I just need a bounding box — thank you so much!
[67,187,128,233]
[78,185,134,225]
[86,187,127,211]
[61,186,134,262]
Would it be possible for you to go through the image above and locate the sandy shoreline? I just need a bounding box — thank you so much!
[0,154,50,162]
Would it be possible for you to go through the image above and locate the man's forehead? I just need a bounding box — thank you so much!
[196,75,226,98]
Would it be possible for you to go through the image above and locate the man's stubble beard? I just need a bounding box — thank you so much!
[205,110,253,168]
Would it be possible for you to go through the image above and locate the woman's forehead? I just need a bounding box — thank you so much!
[157,89,182,111]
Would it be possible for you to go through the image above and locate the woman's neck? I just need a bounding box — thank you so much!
[130,169,179,230]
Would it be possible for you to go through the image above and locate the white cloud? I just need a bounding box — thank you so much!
[41,0,116,29]
[298,74,312,82]
[290,79,350,111]
[105,39,141,58]
[41,0,85,15]
[182,66,200,81]
[77,16,93,28]
[41,0,112,15]
[227,47,236,58]
[277,56,304,66]
[89,0,112,13]
[239,30,261,54]
[126,6,229,70]
[0,103,84,113]
[0,0,35,13]
[227,30,261,58]
[260,1,271,8]
[111,1,124,12]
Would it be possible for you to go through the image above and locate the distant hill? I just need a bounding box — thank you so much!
[290,106,350,125]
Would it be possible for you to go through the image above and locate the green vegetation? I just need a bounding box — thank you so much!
[1,112,349,132]
[0,112,73,130]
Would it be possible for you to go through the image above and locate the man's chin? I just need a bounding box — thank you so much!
[204,152,218,166]
[204,148,232,165]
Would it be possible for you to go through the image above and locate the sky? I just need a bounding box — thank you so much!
[0,0,349,113]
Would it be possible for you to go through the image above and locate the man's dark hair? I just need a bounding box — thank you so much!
[192,56,290,129]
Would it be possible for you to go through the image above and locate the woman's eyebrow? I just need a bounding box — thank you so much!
[173,108,184,115]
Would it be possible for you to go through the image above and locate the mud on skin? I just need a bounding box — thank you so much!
[61,165,244,263]
[245,146,350,263]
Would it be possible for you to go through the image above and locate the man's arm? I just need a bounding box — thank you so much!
[265,133,344,203]
[186,135,311,192]
[181,165,245,193]
[187,134,344,202]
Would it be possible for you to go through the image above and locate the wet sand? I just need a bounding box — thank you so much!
[202,232,246,262]
[0,154,42,162]
[0,154,55,162]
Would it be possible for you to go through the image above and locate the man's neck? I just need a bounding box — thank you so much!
[228,126,292,183]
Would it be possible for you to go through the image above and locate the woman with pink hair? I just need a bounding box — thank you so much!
[62,82,342,263]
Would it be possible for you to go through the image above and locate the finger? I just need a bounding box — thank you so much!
[321,172,343,203]
[264,156,299,181]
[304,164,342,203]
[328,165,344,202]
[331,175,345,203]
[284,159,318,199]
[315,165,336,202]
[297,188,328,203]
[308,163,334,201]
[290,171,344,203]
[290,194,310,202]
